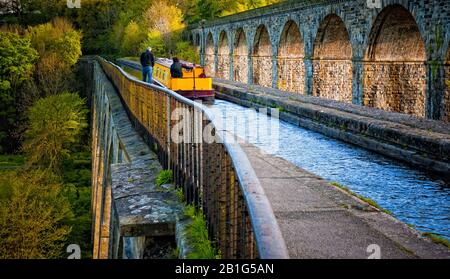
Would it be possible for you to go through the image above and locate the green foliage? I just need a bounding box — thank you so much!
[0,154,25,171]
[23,92,88,172]
[0,31,38,152]
[183,205,220,259]
[140,30,168,58]
[121,20,145,56]
[156,169,173,187]
[179,0,283,24]
[0,31,37,90]
[422,232,450,249]
[174,187,184,202]
[27,18,82,67]
[175,41,200,64]
[0,169,72,259]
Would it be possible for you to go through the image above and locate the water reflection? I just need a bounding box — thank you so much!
[208,100,450,240]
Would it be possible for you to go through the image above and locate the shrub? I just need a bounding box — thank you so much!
[184,205,220,259]
[23,92,88,172]
[27,17,82,67]
[121,20,145,56]
[0,31,38,152]
[0,170,72,259]
[156,169,173,187]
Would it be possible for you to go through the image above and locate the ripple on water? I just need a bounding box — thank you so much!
[207,100,450,240]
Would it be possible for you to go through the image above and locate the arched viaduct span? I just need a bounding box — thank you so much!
[188,0,450,122]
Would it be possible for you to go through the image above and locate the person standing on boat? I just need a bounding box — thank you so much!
[170,57,183,78]
[140,47,155,83]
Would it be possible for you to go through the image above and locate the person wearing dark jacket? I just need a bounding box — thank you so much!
[170,57,183,78]
[140,47,155,83]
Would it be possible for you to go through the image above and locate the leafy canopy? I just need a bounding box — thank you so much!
[0,169,72,259]
[23,92,88,172]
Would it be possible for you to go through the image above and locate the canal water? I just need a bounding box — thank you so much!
[207,99,450,241]
[121,64,449,241]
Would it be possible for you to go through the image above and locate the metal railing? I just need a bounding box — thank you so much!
[98,57,288,259]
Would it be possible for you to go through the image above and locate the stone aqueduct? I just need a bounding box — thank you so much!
[188,0,450,122]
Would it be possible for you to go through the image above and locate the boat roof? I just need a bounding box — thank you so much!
[155,57,201,69]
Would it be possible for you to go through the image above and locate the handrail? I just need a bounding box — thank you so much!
[97,57,289,259]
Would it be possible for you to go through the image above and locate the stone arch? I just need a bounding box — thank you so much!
[252,25,273,87]
[364,4,426,117]
[277,20,304,93]
[312,14,353,103]
[205,32,215,77]
[217,31,230,79]
[444,47,450,122]
[233,28,248,83]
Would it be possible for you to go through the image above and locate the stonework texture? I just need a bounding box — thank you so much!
[364,63,426,117]
[205,34,215,77]
[313,60,353,103]
[190,0,450,122]
[217,32,230,79]
[363,5,427,117]
[277,21,304,93]
[233,29,248,83]
[312,14,353,103]
[252,26,272,87]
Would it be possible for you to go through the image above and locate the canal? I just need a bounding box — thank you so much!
[207,99,450,241]
[121,63,449,242]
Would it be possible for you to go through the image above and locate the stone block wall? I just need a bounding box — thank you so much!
[233,29,249,83]
[86,59,182,259]
[312,60,353,103]
[233,54,248,83]
[217,33,230,79]
[364,63,426,117]
[252,56,272,87]
[277,20,304,93]
[277,59,304,93]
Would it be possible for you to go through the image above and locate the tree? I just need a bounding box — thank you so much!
[27,17,82,67]
[139,30,168,58]
[121,20,145,56]
[23,92,88,173]
[0,169,72,259]
[0,31,38,153]
[26,17,82,95]
[0,0,66,25]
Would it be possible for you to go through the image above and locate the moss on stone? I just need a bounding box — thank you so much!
[422,232,450,249]
[330,181,393,215]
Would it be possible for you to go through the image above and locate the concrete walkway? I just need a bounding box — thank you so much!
[241,143,450,259]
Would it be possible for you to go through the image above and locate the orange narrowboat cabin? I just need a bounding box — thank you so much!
[152,58,214,101]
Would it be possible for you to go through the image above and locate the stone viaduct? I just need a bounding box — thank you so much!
[188,0,450,122]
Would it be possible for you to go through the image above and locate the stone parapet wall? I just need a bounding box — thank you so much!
[82,59,183,259]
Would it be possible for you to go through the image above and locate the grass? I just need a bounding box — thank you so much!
[174,187,184,202]
[330,181,393,215]
[122,56,139,62]
[422,232,450,249]
[156,169,173,187]
[183,205,221,259]
[122,65,142,80]
[0,154,25,171]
